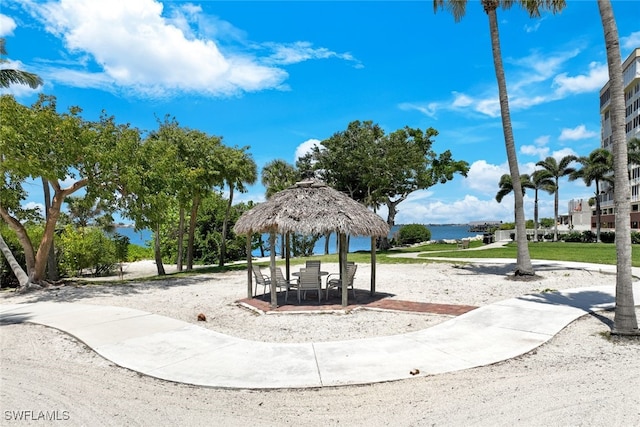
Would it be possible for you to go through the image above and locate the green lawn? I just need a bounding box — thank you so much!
[418,242,640,267]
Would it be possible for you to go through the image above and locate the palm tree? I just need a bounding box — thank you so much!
[531,169,555,242]
[219,146,257,267]
[0,38,43,89]
[535,155,577,241]
[597,0,638,335]
[261,159,299,258]
[569,148,613,243]
[434,0,565,276]
[496,174,534,239]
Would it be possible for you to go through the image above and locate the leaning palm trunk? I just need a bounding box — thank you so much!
[486,4,533,275]
[0,232,31,289]
[598,0,638,335]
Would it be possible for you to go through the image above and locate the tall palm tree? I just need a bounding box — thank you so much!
[496,174,534,236]
[531,169,555,242]
[569,148,613,243]
[535,155,577,241]
[219,146,257,267]
[0,38,43,89]
[261,159,299,258]
[434,0,565,275]
[597,0,638,335]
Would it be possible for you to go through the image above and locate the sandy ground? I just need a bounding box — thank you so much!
[1,260,639,426]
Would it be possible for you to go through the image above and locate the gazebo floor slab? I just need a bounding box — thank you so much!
[236,290,477,315]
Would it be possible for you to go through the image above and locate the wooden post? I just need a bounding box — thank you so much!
[246,235,253,299]
[370,236,376,295]
[340,233,348,307]
[269,232,278,308]
[285,233,291,280]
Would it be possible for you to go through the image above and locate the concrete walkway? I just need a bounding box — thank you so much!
[2,280,639,389]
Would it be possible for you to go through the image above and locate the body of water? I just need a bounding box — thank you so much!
[117,224,481,254]
[252,224,481,257]
[115,227,153,247]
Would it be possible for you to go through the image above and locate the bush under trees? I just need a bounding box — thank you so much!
[396,224,431,245]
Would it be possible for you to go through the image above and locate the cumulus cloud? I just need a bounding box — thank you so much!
[294,138,321,162]
[553,62,609,96]
[558,124,597,141]
[621,31,640,52]
[16,0,357,98]
[520,135,550,159]
[396,194,512,224]
[464,160,508,194]
[0,14,17,36]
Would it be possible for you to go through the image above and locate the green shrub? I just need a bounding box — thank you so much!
[631,232,640,244]
[563,232,583,242]
[59,226,117,277]
[600,231,615,243]
[582,230,596,243]
[397,224,431,245]
[127,244,153,261]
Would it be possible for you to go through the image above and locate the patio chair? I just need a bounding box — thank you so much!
[326,263,357,300]
[274,267,296,302]
[305,260,321,271]
[457,239,470,250]
[296,267,322,303]
[251,265,271,297]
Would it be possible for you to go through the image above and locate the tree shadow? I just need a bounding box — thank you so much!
[1,274,219,304]
[518,289,616,327]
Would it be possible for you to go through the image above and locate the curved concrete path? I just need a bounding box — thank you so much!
[2,280,638,389]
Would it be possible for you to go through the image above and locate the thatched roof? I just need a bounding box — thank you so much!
[233,180,389,237]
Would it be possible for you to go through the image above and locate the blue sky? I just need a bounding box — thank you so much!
[1,0,639,225]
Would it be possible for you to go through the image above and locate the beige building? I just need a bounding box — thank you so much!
[582,47,640,231]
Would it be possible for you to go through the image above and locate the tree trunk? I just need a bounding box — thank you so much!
[324,232,330,255]
[0,232,30,288]
[486,5,533,276]
[595,182,602,243]
[598,0,638,335]
[176,207,185,272]
[534,189,539,242]
[220,185,234,267]
[553,179,559,241]
[42,178,59,281]
[153,222,166,276]
[0,206,36,278]
[187,195,200,271]
[33,189,66,282]
[381,199,401,250]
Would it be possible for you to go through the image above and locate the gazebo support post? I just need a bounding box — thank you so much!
[340,233,348,307]
[246,235,253,299]
[269,232,278,308]
[285,233,291,280]
[370,236,376,296]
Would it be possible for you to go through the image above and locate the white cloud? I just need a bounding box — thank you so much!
[398,102,439,118]
[475,98,500,118]
[18,0,355,98]
[524,21,541,33]
[396,194,512,224]
[0,14,17,36]
[294,138,321,162]
[521,144,549,159]
[521,135,550,159]
[263,41,362,68]
[464,160,508,194]
[621,31,640,52]
[553,62,608,96]
[451,92,473,108]
[24,201,45,217]
[551,147,579,162]
[558,124,597,141]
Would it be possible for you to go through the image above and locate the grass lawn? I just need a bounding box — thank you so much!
[418,241,640,267]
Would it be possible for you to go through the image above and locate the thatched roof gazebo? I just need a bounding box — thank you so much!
[233,180,390,308]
